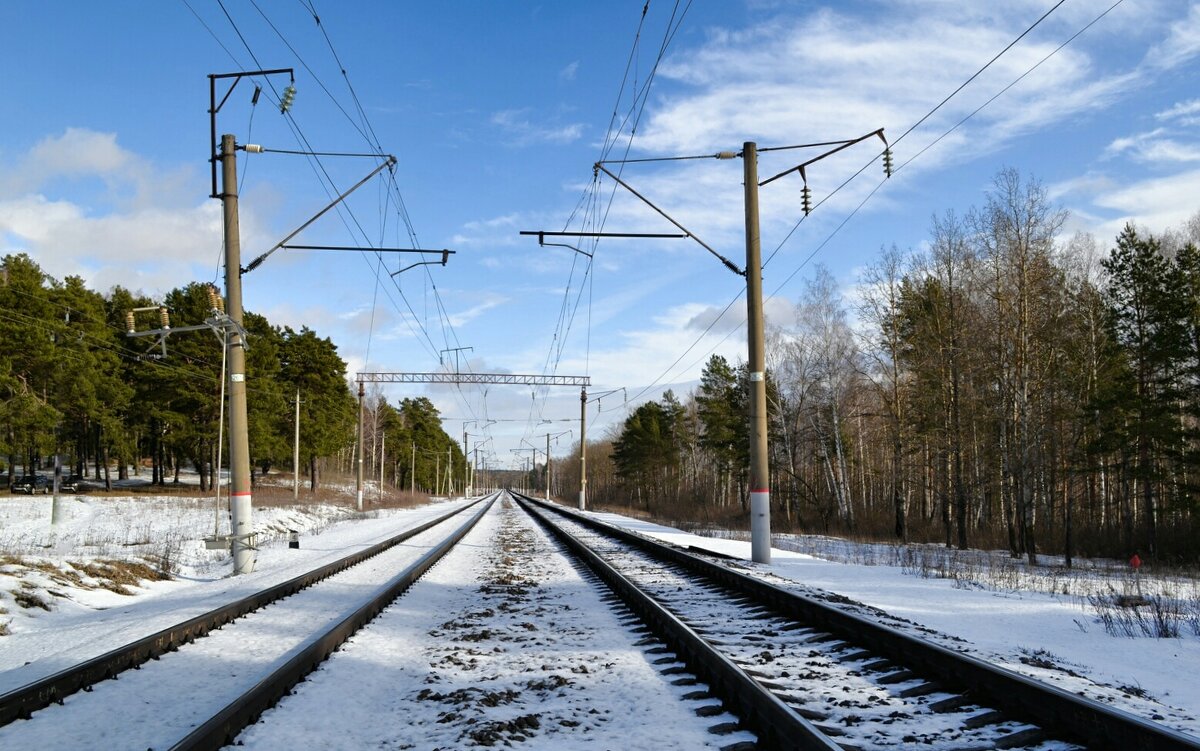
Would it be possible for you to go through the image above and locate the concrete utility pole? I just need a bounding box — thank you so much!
[51,455,63,526]
[220,133,256,574]
[379,431,386,503]
[743,142,771,565]
[463,428,470,496]
[579,387,587,510]
[410,442,416,495]
[293,387,301,501]
[546,432,552,502]
[356,381,365,511]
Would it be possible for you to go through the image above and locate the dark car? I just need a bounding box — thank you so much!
[60,474,85,493]
[13,475,50,494]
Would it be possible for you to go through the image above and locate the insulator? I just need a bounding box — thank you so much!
[279,84,296,114]
[208,285,225,314]
[801,184,812,216]
[125,311,136,335]
[159,306,170,330]
[883,148,894,178]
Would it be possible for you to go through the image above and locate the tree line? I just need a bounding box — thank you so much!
[564,170,1200,564]
[0,255,462,495]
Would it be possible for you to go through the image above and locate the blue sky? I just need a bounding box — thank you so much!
[2,1,1199,470]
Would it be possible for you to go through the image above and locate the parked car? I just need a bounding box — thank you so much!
[60,474,85,493]
[13,475,50,494]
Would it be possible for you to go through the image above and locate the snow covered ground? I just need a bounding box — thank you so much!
[0,492,1197,747]
[607,513,1200,739]
[0,490,463,685]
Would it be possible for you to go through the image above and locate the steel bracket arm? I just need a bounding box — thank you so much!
[241,155,397,275]
[593,163,745,276]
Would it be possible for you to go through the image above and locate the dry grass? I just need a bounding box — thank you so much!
[2,554,173,605]
[73,559,172,594]
[13,583,52,611]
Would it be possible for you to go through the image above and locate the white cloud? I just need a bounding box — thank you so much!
[0,128,274,295]
[0,192,228,293]
[1089,168,1200,238]
[1143,3,1200,70]
[1156,98,1200,121]
[636,7,1115,162]
[1104,127,1200,163]
[448,294,508,327]
[491,109,584,147]
[559,61,580,81]
[29,128,131,179]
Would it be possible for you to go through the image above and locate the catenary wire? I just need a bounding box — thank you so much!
[619,0,1113,410]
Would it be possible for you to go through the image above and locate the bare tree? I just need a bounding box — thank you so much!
[795,266,861,527]
[971,168,1066,564]
[854,245,913,540]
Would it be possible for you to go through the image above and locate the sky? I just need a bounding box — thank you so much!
[2,0,1199,469]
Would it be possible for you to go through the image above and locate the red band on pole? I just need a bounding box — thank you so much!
[750,488,769,493]
[230,491,253,497]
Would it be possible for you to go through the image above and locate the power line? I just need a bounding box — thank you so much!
[518,1,695,447]
[211,1,471,412]
[618,0,1114,411]
[892,0,1067,148]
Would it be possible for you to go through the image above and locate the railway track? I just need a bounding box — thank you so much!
[0,493,495,750]
[3,491,1195,749]
[515,492,1200,751]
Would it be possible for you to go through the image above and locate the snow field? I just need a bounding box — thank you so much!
[0,500,484,750]
[0,499,473,690]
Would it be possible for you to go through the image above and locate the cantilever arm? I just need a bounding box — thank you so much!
[593,163,744,276]
[242,155,397,275]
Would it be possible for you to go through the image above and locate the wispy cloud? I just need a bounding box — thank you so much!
[1156,98,1200,126]
[449,293,508,327]
[638,5,1142,163]
[1105,129,1200,164]
[1083,168,1200,238]
[491,108,584,147]
[559,61,580,81]
[1143,3,1200,70]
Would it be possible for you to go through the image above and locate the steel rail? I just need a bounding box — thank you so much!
[171,494,497,750]
[515,493,841,750]
[0,496,489,727]
[519,494,1200,751]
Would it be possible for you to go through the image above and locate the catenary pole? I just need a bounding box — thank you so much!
[293,387,300,501]
[356,381,365,511]
[743,142,771,564]
[579,387,587,509]
[546,432,552,501]
[463,429,469,495]
[220,134,256,574]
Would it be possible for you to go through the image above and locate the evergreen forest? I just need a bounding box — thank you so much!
[0,260,463,495]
